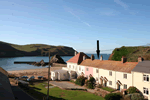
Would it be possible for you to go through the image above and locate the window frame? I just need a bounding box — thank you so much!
[96,69,99,73]
[109,81,112,85]
[124,84,127,89]
[86,68,89,71]
[123,74,127,79]
[143,74,149,82]
[143,87,149,95]
[109,71,112,76]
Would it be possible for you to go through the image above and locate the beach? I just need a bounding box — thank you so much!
[7,67,63,79]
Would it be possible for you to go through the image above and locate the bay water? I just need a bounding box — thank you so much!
[0,54,110,71]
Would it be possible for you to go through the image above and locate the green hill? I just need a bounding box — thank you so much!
[108,46,150,62]
[0,41,75,57]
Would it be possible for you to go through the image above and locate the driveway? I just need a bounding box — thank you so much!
[48,81,86,89]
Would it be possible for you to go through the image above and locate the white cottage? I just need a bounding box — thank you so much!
[51,69,69,81]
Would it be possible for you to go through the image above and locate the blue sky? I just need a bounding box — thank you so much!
[0,0,150,54]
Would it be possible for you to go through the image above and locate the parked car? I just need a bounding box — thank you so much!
[27,76,35,81]
[38,76,44,79]
[19,76,28,80]
[14,77,19,80]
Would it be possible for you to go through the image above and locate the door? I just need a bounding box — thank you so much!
[117,84,120,90]
[104,82,107,87]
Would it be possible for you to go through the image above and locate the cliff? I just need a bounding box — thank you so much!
[0,41,75,57]
[108,46,150,62]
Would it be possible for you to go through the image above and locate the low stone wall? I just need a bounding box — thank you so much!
[52,63,67,67]
[95,88,111,97]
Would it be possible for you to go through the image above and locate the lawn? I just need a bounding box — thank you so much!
[21,82,105,100]
[101,87,115,92]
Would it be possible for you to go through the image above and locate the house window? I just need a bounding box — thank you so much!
[143,75,149,82]
[69,65,71,68]
[86,68,89,71]
[124,74,127,79]
[73,66,74,69]
[143,87,149,95]
[124,84,127,89]
[109,81,112,85]
[79,67,81,71]
[109,71,112,76]
[96,69,99,73]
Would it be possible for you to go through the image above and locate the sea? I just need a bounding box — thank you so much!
[0,54,110,71]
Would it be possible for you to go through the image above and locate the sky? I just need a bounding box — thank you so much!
[0,0,150,54]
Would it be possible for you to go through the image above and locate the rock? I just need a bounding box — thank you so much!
[50,55,66,64]
[40,59,46,66]
[34,62,41,66]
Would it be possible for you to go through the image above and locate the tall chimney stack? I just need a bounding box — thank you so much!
[121,56,127,63]
[100,55,103,61]
[138,56,143,62]
[75,50,78,56]
[91,54,95,60]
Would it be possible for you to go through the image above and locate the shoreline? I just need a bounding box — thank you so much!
[7,67,63,79]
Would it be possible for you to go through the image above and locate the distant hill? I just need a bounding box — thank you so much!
[108,46,150,62]
[0,41,75,57]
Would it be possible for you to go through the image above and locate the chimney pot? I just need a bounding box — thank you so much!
[75,50,78,56]
[138,56,143,62]
[100,55,103,61]
[91,54,95,60]
[121,56,127,63]
[83,55,86,60]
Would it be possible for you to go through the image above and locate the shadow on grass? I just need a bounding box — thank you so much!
[19,85,66,100]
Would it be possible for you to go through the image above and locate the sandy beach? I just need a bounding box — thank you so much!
[7,67,63,79]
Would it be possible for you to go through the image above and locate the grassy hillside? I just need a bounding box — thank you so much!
[0,41,75,57]
[108,46,150,62]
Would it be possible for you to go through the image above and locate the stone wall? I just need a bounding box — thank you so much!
[95,88,110,97]
[52,63,67,67]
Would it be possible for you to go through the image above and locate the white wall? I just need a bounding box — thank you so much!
[116,71,132,90]
[132,71,150,99]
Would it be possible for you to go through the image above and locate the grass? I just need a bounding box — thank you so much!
[21,82,105,100]
[101,87,115,92]
[110,46,150,62]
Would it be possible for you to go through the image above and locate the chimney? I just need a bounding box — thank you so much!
[83,55,86,60]
[138,56,143,62]
[100,55,103,61]
[75,50,78,56]
[91,54,95,60]
[121,56,127,63]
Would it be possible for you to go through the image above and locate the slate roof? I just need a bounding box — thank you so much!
[132,60,150,74]
[66,52,90,64]
[80,59,138,73]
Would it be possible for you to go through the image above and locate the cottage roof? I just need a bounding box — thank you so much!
[66,52,90,64]
[132,61,150,74]
[80,59,138,73]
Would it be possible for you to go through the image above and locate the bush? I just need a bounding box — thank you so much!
[70,80,75,83]
[86,77,96,89]
[104,93,122,100]
[97,84,103,88]
[131,93,144,100]
[127,86,139,94]
[75,75,85,86]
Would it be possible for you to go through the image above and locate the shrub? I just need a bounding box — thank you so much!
[75,75,85,86]
[127,86,139,94]
[70,80,75,83]
[131,93,144,100]
[86,77,96,89]
[104,93,122,100]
